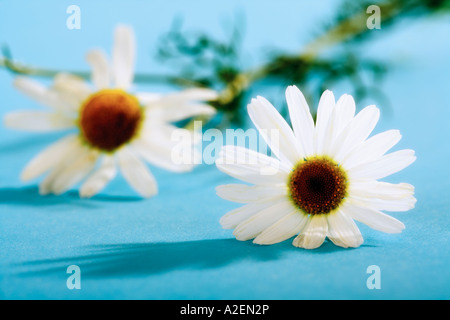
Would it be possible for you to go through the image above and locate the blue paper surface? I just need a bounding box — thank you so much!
[0,0,449,299]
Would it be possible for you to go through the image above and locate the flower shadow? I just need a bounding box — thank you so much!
[15,238,362,279]
[0,186,94,207]
[0,186,142,207]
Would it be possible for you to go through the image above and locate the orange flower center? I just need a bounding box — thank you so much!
[288,156,347,215]
[79,89,143,151]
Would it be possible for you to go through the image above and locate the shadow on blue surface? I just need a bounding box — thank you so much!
[14,239,371,278]
[0,186,142,206]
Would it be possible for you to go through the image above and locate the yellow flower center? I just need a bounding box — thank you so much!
[288,156,348,215]
[79,89,143,151]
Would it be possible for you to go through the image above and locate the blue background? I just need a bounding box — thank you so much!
[0,0,449,299]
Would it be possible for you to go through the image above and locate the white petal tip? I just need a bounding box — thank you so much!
[38,188,50,196]
[247,98,258,109]
[252,237,277,246]
[20,172,32,182]
[140,189,158,199]
[232,230,251,242]
[252,239,270,245]
[79,189,95,199]
[3,114,16,128]
[219,219,234,230]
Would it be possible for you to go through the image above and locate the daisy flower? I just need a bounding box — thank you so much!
[4,25,217,198]
[215,85,416,249]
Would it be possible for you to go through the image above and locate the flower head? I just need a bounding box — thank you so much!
[4,25,217,198]
[216,85,416,249]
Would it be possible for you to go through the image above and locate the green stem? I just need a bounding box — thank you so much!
[0,56,205,88]
[217,0,406,103]
[0,0,441,106]
[300,1,403,60]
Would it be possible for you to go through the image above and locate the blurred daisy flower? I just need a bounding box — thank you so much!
[216,85,416,249]
[4,25,217,198]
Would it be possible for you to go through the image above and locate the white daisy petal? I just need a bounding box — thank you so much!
[247,96,301,166]
[253,211,308,245]
[51,73,92,111]
[219,145,291,172]
[4,110,75,132]
[233,199,295,241]
[349,181,415,200]
[86,49,111,89]
[350,195,416,212]
[146,102,216,122]
[79,155,117,198]
[38,142,89,195]
[131,137,194,173]
[343,129,402,169]
[285,85,315,156]
[20,134,80,181]
[215,146,290,185]
[292,215,328,249]
[138,88,217,113]
[117,147,158,198]
[332,105,380,161]
[333,94,356,134]
[13,77,66,110]
[112,25,135,90]
[314,90,335,154]
[342,201,405,233]
[141,123,203,166]
[219,201,278,230]
[159,88,219,102]
[136,88,218,111]
[173,102,217,120]
[50,149,99,195]
[216,184,287,203]
[327,211,363,248]
[320,94,355,155]
[349,149,416,180]
[135,92,162,105]
[140,121,181,139]
[39,166,66,196]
